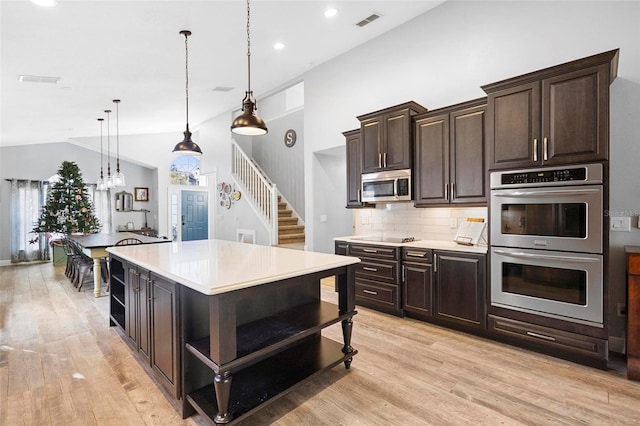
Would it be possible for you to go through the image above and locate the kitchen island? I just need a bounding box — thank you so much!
[107,239,360,424]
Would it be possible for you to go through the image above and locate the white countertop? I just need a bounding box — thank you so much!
[334,236,488,254]
[107,239,360,295]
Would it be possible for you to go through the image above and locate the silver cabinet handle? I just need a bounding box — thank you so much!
[363,266,378,272]
[378,153,382,169]
[406,251,427,258]
[357,189,361,203]
[526,331,556,342]
[451,182,455,201]
[363,249,378,253]
[533,138,538,162]
[444,183,449,201]
[363,289,378,295]
[433,253,437,273]
[543,137,548,161]
[383,152,387,168]
[402,265,406,282]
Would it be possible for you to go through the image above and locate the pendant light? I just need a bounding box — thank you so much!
[112,99,126,186]
[96,118,106,191]
[172,30,202,156]
[105,109,113,188]
[230,0,268,136]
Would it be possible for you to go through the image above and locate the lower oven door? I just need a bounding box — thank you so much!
[491,247,603,326]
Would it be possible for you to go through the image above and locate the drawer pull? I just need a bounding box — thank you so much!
[363,289,378,295]
[526,331,556,342]
[363,267,378,272]
[406,251,426,258]
[363,249,378,253]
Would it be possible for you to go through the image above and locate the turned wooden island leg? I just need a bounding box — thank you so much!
[93,257,102,297]
[213,371,233,423]
[341,317,354,369]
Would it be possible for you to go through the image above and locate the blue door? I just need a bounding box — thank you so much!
[181,190,208,241]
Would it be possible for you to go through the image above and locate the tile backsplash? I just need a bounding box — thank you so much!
[353,202,488,243]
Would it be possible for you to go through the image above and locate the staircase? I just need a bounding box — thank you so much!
[277,196,305,247]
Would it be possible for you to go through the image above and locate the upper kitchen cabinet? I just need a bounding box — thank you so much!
[358,101,427,173]
[482,49,619,170]
[414,98,487,206]
[344,129,372,208]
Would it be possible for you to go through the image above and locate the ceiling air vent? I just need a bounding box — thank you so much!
[18,75,61,84]
[356,13,381,27]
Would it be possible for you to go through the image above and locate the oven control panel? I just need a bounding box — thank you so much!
[490,163,602,188]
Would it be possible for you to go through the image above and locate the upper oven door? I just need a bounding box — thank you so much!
[490,184,602,253]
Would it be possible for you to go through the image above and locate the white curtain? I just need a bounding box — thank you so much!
[10,179,49,263]
[87,184,112,233]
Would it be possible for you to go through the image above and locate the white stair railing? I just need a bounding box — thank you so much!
[231,141,278,245]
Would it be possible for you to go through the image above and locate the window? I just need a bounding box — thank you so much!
[170,155,202,186]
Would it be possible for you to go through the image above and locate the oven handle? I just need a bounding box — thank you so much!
[493,249,600,263]
[492,188,600,197]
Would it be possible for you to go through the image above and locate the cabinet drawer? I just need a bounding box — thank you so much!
[355,260,398,284]
[349,244,399,260]
[488,315,607,359]
[356,280,396,306]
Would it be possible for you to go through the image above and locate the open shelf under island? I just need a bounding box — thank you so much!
[107,239,360,425]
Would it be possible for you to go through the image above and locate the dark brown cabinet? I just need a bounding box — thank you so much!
[151,274,180,397]
[483,49,618,170]
[348,243,402,316]
[358,101,426,174]
[434,251,486,329]
[402,248,433,316]
[127,263,151,362]
[344,129,371,208]
[110,255,180,397]
[414,98,487,206]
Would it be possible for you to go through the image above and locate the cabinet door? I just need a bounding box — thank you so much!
[542,64,609,165]
[414,113,449,205]
[403,262,433,315]
[434,251,486,328]
[487,82,541,170]
[361,118,383,173]
[345,130,364,207]
[126,264,138,345]
[384,108,412,170]
[138,268,151,362]
[450,104,487,204]
[151,275,179,397]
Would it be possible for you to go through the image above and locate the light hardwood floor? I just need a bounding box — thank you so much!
[2,262,640,425]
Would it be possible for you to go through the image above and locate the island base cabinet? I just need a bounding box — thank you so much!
[181,266,358,425]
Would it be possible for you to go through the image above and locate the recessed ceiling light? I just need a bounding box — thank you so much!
[274,42,285,50]
[31,0,57,7]
[325,8,338,18]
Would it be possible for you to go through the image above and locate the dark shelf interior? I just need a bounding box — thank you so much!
[186,301,353,370]
[110,258,125,283]
[186,335,356,425]
[110,311,125,330]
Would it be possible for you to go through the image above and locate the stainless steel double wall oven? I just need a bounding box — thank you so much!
[489,163,604,327]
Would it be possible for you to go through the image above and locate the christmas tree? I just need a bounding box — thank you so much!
[32,161,102,235]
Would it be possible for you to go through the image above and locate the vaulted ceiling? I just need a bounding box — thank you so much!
[1,0,445,147]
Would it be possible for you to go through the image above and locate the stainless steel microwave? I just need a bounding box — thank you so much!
[361,169,411,203]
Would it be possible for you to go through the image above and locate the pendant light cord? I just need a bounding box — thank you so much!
[114,100,120,173]
[98,118,104,179]
[246,0,251,94]
[184,31,190,128]
[105,110,111,178]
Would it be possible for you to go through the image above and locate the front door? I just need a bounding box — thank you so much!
[181,190,208,241]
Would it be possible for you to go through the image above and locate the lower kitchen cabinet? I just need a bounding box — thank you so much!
[434,250,486,329]
[402,248,434,316]
[110,255,180,398]
[349,243,402,316]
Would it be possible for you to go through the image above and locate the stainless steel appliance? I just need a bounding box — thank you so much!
[361,169,411,203]
[489,163,604,326]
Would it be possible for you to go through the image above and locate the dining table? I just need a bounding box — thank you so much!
[67,232,170,297]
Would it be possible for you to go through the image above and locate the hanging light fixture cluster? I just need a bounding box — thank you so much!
[173,30,202,156]
[96,101,125,190]
[231,0,268,136]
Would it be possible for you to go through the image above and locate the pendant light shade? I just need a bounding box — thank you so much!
[112,99,126,187]
[104,109,113,188]
[96,118,106,191]
[173,30,202,156]
[231,0,268,136]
